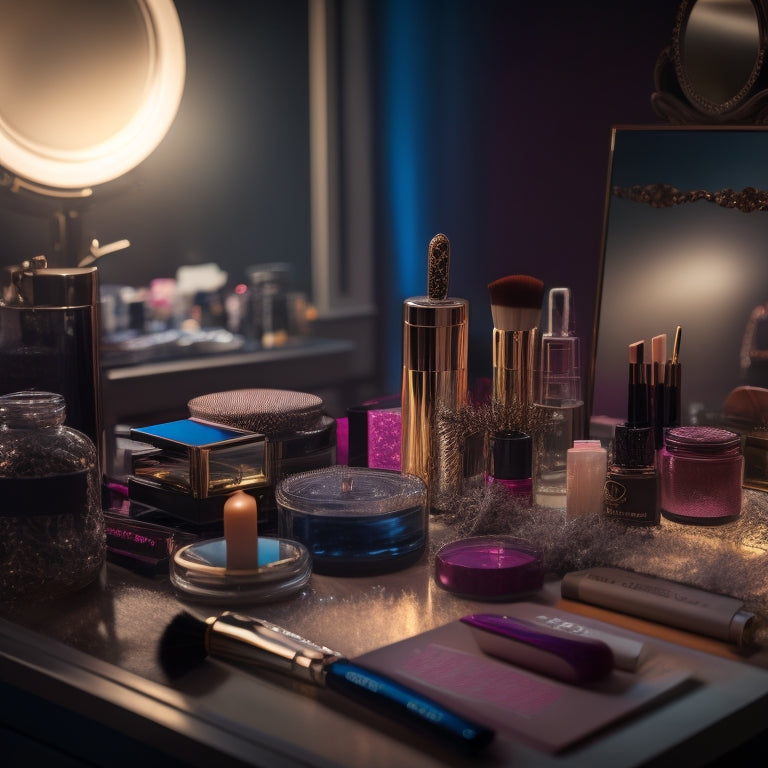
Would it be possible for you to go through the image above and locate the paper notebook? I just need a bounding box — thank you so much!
[354,602,695,755]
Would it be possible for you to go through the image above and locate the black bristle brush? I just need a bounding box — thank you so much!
[159,611,494,754]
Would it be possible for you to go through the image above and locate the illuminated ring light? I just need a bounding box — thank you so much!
[0,0,185,191]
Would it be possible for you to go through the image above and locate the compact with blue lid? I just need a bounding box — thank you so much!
[275,466,428,575]
[130,418,267,499]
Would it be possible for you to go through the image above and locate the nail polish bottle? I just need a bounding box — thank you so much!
[603,424,660,525]
[486,430,533,503]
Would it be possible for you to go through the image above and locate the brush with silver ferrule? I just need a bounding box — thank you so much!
[159,611,494,754]
[488,274,545,411]
[401,233,469,509]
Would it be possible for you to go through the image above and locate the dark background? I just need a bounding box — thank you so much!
[0,0,679,402]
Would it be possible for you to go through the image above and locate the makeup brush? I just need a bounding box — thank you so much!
[488,274,545,411]
[159,611,494,754]
[651,333,667,447]
[664,326,682,431]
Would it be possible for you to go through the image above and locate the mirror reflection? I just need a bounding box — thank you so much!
[681,0,760,108]
[591,127,768,433]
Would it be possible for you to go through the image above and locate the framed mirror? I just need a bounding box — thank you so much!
[590,126,768,435]
[653,0,768,123]
[0,0,185,193]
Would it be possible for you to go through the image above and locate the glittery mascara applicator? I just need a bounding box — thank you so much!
[488,274,545,411]
[401,233,469,511]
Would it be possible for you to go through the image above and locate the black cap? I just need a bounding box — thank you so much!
[613,424,655,468]
[489,430,532,480]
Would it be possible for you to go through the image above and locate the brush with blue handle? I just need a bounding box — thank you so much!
[159,611,494,754]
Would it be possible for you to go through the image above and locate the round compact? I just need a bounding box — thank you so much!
[434,536,544,601]
[170,536,311,604]
[188,388,325,435]
[275,466,427,575]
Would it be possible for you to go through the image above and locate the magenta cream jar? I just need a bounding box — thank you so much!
[659,426,743,525]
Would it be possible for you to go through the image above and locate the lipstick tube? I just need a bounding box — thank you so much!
[401,296,468,508]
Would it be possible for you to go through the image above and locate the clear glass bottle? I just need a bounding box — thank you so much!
[534,287,584,508]
[0,391,105,600]
[659,426,743,525]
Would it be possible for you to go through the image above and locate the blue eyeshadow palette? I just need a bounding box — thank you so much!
[130,418,267,499]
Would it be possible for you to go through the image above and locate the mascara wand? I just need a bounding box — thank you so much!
[401,233,469,509]
[159,611,494,754]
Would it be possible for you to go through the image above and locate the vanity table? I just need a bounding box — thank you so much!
[1,517,767,768]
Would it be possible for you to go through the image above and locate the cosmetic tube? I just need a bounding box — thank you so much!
[651,333,667,449]
[561,566,755,646]
[627,340,650,427]
[534,287,584,507]
[663,326,682,435]
[566,440,607,519]
[401,234,468,510]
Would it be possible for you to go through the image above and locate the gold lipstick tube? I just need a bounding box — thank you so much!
[401,297,468,508]
[492,327,538,409]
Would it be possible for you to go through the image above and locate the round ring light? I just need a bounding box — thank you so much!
[0,0,185,191]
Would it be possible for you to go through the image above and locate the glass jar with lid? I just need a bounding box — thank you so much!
[0,390,105,600]
[659,426,743,525]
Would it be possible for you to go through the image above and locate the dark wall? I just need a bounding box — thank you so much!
[0,0,681,402]
[370,0,679,393]
[0,0,313,297]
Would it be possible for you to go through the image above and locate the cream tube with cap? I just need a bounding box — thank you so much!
[401,233,468,511]
[561,566,755,646]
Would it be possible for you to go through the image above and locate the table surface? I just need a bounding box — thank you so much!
[1,519,768,768]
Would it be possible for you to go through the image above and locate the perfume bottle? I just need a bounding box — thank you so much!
[486,430,533,503]
[603,424,659,525]
[534,287,584,508]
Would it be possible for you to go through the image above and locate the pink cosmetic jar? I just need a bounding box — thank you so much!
[659,426,743,525]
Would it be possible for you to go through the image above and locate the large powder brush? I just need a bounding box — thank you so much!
[488,274,545,411]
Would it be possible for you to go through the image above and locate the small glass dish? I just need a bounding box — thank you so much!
[434,535,544,601]
[170,535,311,603]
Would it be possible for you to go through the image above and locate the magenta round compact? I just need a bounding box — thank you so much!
[434,536,544,601]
